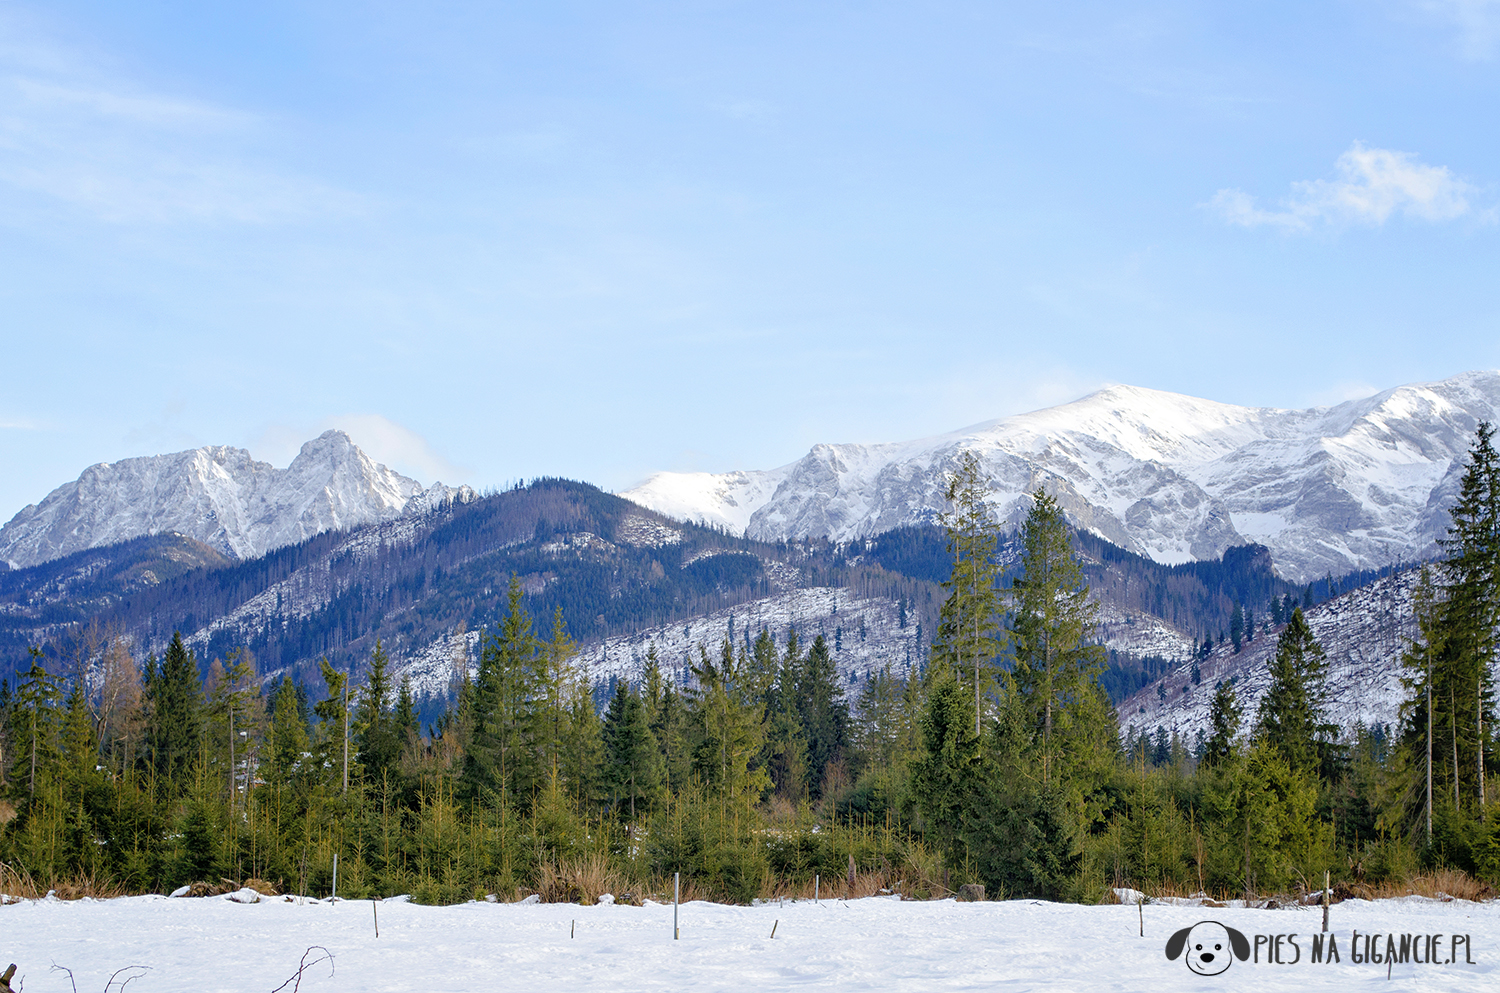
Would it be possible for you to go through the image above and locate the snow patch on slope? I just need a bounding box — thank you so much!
[622,372,1500,582]
[1118,567,1500,743]
[0,430,474,568]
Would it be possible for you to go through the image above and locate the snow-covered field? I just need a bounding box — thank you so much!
[2,891,1494,991]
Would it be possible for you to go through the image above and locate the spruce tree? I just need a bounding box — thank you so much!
[268,675,310,782]
[602,681,659,819]
[1255,608,1336,777]
[764,629,809,801]
[9,649,62,796]
[798,634,849,798]
[559,671,604,804]
[466,576,541,806]
[356,640,402,785]
[1434,421,1498,809]
[933,450,1005,736]
[910,667,981,865]
[143,633,202,791]
[313,657,352,790]
[1009,490,1109,786]
[395,676,419,740]
[1202,679,1241,768]
[535,607,579,780]
[1397,425,1500,830]
[686,640,769,805]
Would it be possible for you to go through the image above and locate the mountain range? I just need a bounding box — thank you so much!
[0,430,472,570]
[623,370,1500,582]
[2,372,1494,739]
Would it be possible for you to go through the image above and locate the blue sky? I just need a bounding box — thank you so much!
[2,1,1498,516]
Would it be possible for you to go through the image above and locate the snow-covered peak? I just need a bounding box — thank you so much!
[0,431,474,569]
[621,371,1500,581]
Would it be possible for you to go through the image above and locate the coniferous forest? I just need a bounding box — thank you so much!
[1,429,1497,906]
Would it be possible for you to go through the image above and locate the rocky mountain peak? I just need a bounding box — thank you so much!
[0,432,473,569]
[622,371,1500,581]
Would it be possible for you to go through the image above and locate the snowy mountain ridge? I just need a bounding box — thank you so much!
[622,371,1500,582]
[0,430,474,568]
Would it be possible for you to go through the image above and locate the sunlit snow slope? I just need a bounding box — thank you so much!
[623,372,1500,582]
[0,430,471,568]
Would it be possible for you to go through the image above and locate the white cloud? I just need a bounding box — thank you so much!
[14,79,249,129]
[1305,380,1380,407]
[324,414,468,484]
[1209,142,1474,231]
[253,415,468,485]
[0,25,360,225]
[1420,0,1500,59]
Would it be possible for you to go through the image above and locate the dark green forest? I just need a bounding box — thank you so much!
[1,429,1496,906]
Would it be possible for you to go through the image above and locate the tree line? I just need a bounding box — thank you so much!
[0,432,1496,903]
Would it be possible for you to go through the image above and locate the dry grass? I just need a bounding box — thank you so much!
[1,865,130,902]
[1119,867,1495,906]
[536,855,636,905]
[893,842,954,899]
[1359,869,1494,902]
[659,875,709,904]
[761,869,895,902]
[1,861,41,900]
[46,874,130,901]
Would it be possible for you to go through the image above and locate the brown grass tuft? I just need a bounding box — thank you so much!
[47,874,129,901]
[536,855,634,905]
[1361,869,1494,902]
[1127,867,1495,906]
[1,861,40,900]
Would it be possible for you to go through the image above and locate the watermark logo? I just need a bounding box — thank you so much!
[1164,921,1478,977]
[1165,922,1250,975]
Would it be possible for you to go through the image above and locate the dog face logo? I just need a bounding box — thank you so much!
[1165,921,1250,976]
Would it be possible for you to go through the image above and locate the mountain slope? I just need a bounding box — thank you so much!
[1118,566,1500,741]
[622,371,1500,582]
[0,430,472,569]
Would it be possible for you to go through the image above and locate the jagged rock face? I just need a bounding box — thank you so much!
[0,430,472,568]
[623,371,1500,582]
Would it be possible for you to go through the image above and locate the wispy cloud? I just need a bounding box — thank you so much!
[1209,142,1475,232]
[252,416,468,485]
[1419,0,1500,59]
[1306,380,1380,407]
[0,24,359,225]
[324,414,468,484]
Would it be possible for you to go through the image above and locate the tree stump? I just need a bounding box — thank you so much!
[2,963,17,992]
[957,883,986,902]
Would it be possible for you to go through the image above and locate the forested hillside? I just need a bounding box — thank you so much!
[3,440,1492,909]
[1,477,1386,730]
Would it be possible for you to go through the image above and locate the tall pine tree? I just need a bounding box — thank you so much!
[933,450,1005,736]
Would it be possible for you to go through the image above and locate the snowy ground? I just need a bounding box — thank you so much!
[1,891,1494,992]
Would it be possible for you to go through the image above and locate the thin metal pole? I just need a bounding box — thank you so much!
[342,675,350,793]
[1321,870,1329,933]
[674,873,680,940]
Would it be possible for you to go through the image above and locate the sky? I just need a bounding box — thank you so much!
[2,1,1499,517]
